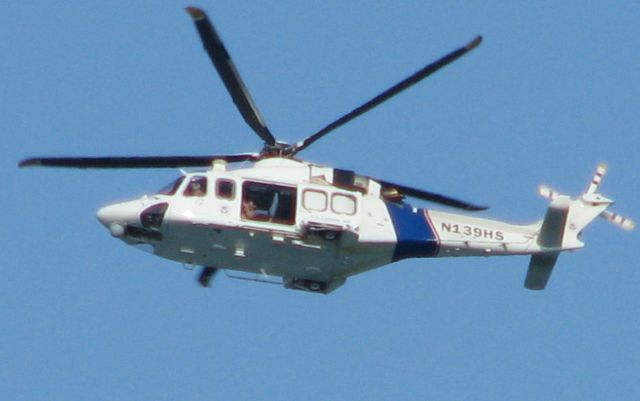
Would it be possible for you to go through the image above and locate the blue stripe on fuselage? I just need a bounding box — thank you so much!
[385,202,439,261]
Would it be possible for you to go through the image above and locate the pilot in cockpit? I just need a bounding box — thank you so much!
[184,177,207,197]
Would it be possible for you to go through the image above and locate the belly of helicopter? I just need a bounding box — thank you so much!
[149,222,395,282]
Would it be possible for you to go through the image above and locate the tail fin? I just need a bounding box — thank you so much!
[524,195,569,290]
[525,252,559,290]
[525,164,634,290]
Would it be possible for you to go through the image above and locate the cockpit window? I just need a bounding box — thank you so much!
[183,176,208,197]
[216,179,235,200]
[156,176,185,196]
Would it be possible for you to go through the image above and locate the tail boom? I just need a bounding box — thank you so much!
[426,164,632,290]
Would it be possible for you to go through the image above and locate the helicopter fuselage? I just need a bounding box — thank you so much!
[97,158,549,292]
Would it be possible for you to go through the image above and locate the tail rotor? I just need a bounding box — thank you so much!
[583,163,635,231]
[538,163,635,232]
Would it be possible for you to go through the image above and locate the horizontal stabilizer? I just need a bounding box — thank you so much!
[524,252,559,290]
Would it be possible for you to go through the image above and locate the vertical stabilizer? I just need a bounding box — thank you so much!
[524,197,569,290]
[525,252,559,290]
[537,196,571,248]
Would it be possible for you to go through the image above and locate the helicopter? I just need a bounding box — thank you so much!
[19,7,634,293]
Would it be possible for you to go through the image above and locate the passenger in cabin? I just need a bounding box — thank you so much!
[241,182,295,224]
[242,200,257,219]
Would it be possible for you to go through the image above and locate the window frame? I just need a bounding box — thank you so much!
[330,193,357,216]
[241,181,297,225]
[302,189,328,212]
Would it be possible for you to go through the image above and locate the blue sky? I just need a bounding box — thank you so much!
[3,1,639,400]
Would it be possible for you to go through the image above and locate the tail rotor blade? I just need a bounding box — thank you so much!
[600,210,635,231]
[538,185,561,200]
[587,163,607,194]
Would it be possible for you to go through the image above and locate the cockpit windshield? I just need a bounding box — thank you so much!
[183,176,208,197]
[156,176,185,196]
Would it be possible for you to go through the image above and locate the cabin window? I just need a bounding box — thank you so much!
[183,176,207,197]
[216,179,235,200]
[241,181,296,225]
[331,193,357,215]
[303,190,327,212]
[157,176,185,196]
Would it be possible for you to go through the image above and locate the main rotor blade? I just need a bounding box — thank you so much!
[18,154,258,169]
[185,7,276,146]
[377,178,488,211]
[291,36,482,155]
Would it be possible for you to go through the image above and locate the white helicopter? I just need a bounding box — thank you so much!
[20,7,634,293]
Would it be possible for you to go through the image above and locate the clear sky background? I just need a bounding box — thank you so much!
[3,1,639,400]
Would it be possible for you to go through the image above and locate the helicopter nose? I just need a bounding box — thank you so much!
[97,202,140,236]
